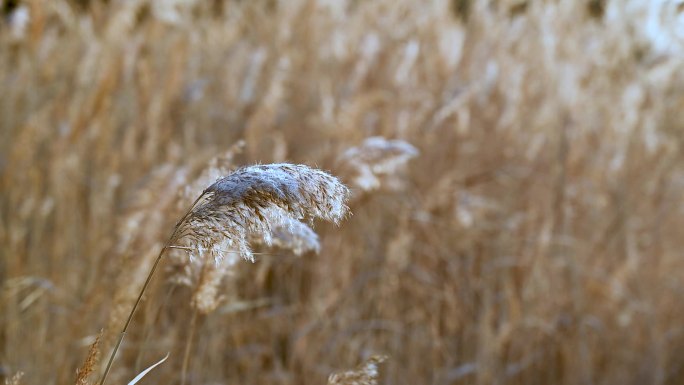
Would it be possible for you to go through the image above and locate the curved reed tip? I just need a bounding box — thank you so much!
[251,212,321,256]
[172,163,350,263]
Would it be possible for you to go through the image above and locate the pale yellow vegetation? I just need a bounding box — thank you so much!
[2,0,684,384]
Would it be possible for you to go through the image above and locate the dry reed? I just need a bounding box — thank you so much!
[3,0,684,384]
[74,330,102,385]
[99,162,349,384]
[338,136,418,193]
[3,372,23,385]
[172,163,350,264]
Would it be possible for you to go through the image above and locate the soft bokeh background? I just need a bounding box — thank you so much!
[2,0,684,384]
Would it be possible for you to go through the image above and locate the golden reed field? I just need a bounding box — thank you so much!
[2,0,684,384]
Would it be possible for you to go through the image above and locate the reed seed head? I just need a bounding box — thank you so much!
[338,137,418,192]
[191,262,231,314]
[327,355,388,385]
[74,330,102,385]
[171,163,350,263]
[250,209,321,255]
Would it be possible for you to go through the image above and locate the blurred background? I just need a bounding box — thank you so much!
[2,0,684,384]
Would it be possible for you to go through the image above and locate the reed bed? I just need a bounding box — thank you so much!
[2,0,684,384]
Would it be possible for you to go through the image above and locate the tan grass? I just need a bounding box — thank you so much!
[2,0,684,384]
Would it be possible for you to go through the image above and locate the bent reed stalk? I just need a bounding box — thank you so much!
[99,163,350,385]
[99,195,202,385]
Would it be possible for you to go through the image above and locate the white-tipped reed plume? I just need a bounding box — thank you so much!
[100,163,350,385]
[327,355,388,385]
[170,145,323,318]
[338,137,419,192]
[171,163,349,262]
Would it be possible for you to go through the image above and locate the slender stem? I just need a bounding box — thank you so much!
[134,285,177,371]
[99,194,205,385]
[168,245,195,251]
[99,243,169,385]
[180,309,198,385]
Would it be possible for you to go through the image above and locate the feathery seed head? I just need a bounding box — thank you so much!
[171,163,350,263]
[270,218,321,255]
[74,330,102,385]
[191,262,232,314]
[250,210,321,255]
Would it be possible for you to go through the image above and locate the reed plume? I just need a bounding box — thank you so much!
[75,330,102,385]
[259,214,321,255]
[100,163,350,385]
[4,372,24,385]
[327,355,388,385]
[171,163,350,263]
[338,137,418,192]
[171,146,324,317]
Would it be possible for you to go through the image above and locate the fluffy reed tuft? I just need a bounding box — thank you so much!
[75,330,102,385]
[327,355,388,385]
[171,163,350,263]
[174,161,338,315]
[338,137,418,192]
[190,261,231,315]
[265,214,321,255]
